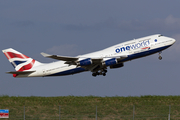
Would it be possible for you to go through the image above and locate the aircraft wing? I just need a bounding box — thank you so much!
[106,55,127,60]
[41,52,127,63]
[41,52,103,63]
[41,52,127,74]
[6,71,36,74]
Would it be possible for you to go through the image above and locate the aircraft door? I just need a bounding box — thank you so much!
[43,69,46,76]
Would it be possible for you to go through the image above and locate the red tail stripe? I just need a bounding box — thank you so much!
[4,52,29,60]
[13,59,35,77]
[18,59,35,71]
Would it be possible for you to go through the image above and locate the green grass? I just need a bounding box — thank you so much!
[0,95,180,119]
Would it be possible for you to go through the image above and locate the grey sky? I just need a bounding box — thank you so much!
[1,0,180,97]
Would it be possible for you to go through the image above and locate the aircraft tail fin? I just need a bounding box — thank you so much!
[2,48,42,72]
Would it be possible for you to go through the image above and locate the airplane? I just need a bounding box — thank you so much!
[2,34,176,78]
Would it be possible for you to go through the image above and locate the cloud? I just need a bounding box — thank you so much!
[61,15,180,33]
[117,15,180,32]
[165,15,180,27]
[46,44,79,56]
[61,17,116,31]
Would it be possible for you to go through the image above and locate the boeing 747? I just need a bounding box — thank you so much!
[2,34,176,77]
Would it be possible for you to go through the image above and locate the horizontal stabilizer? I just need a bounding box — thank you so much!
[6,71,36,74]
[41,52,78,61]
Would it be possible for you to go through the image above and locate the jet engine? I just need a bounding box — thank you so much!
[76,58,92,66]
[102,58,118,66]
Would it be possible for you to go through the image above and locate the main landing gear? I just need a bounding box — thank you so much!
[92,69,107,77]
[158,52,162,60]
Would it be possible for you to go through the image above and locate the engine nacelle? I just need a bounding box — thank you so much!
[110,63,124,69]
[102,58,118,66]
[76,58,92,66]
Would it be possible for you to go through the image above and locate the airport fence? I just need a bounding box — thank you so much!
[1,105,180,119]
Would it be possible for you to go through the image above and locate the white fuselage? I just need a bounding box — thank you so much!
[17,34,176,77]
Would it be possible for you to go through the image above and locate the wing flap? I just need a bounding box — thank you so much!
[99,55,127,61]
[116,55,127,61]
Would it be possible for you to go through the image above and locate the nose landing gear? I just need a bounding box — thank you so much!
[158,52,162,60]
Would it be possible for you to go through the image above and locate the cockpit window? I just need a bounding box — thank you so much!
[158,34,163,37]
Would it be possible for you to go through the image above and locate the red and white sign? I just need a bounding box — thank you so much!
[0,110,9,118]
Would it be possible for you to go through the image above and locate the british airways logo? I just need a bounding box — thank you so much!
[115,40,150,53]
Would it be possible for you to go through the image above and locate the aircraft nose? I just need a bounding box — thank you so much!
[172,38,176,44]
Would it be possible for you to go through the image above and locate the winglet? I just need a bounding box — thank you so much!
[41,52,51,57]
